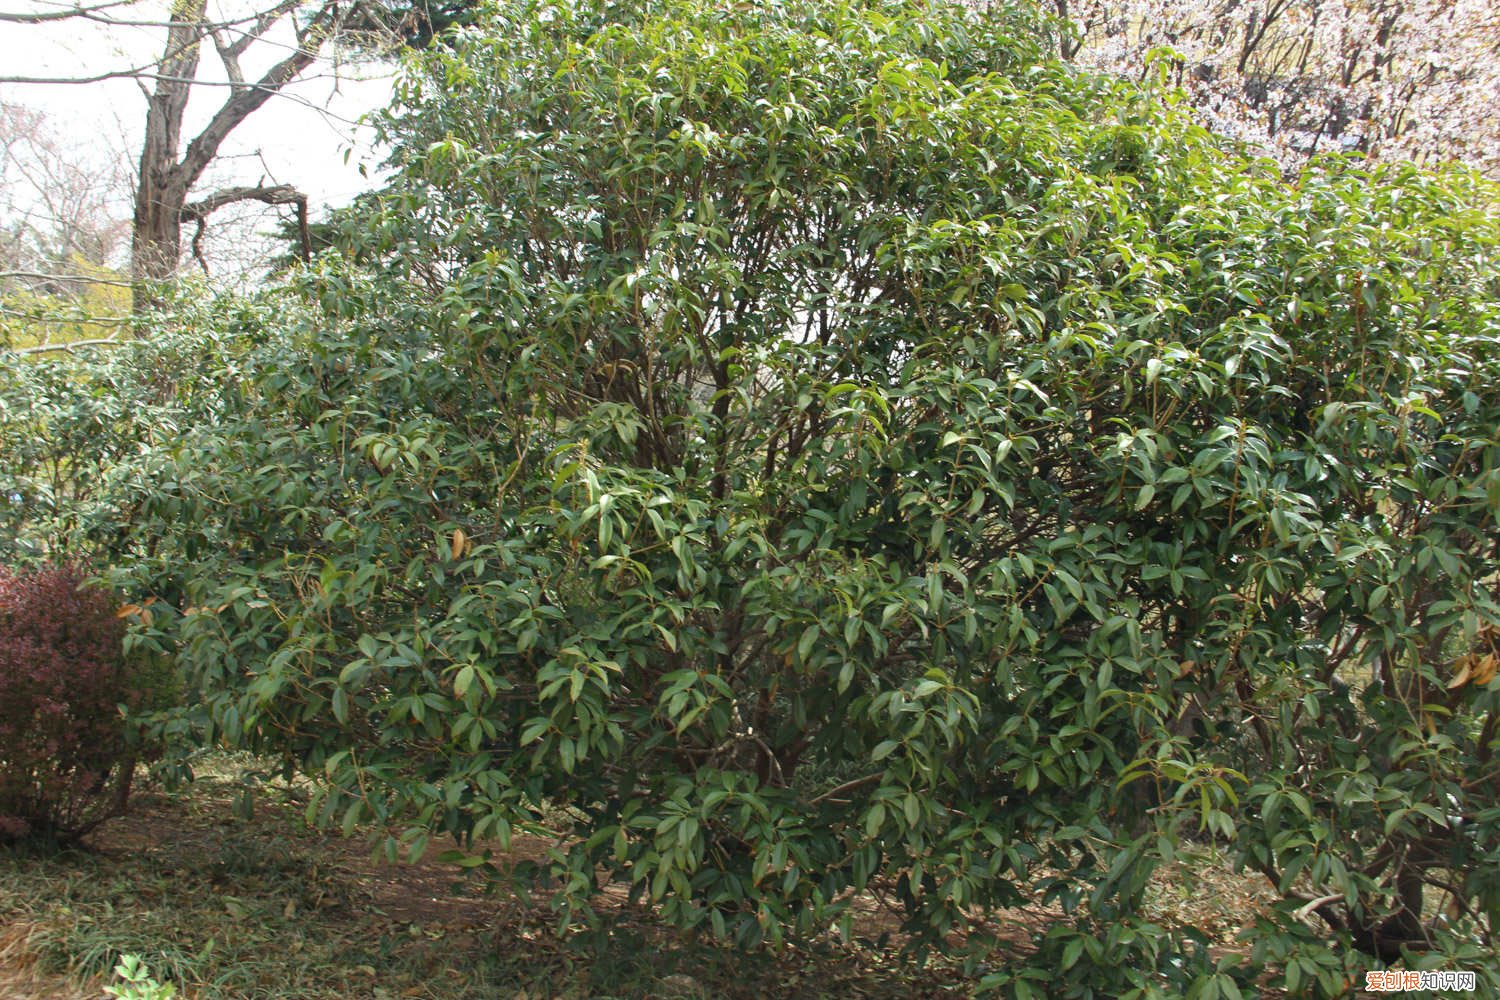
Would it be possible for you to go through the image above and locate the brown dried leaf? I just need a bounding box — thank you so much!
[1472,653,1498,687]
[1448,656,1474,690]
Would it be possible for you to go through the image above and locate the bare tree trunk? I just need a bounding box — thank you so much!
[1054,0,1085,59]
[131,0,208,314]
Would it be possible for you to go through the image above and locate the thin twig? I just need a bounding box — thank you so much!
[809,772,885,805]
[1,270,135,288]
[0,0,134,23]
[9,337,126,355]
[1293,892,1346,923]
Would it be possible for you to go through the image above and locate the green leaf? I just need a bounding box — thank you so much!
[453,664,475,698]
[797,624,819,662]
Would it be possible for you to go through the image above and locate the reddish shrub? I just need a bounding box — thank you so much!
[0,563,137,843]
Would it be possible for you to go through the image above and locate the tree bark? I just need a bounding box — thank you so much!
[131,0,206,313]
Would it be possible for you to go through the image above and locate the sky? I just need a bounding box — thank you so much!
[0,0,394,278]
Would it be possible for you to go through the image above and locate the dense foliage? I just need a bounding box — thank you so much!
[0,296,259,565]
[0,563,136,843]
[103,0,1499,993]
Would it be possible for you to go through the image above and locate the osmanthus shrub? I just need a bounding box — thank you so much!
[123,0,1499,994]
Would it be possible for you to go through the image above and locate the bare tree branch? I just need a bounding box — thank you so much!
[1,305,133,325]
[222,0,303,59]
[180,182,310,275]
[1,270,135,288]
[0,0,133,23]
[180,182,306,221]
[10,337,127,354]
[0,18,211,86]
[211,0,304,88]
[1,68,180,85]
[0,2,338,85]
[176,0,342,189]
[210,27,247,88]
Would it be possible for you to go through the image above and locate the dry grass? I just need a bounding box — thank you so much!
[0,921,99,1000]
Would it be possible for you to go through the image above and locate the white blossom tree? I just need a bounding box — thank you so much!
[1055,0,1500,176]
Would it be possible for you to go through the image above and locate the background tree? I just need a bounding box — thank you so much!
[0,0,448,314]
[127,0,350,310]
[0,100,132,346]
